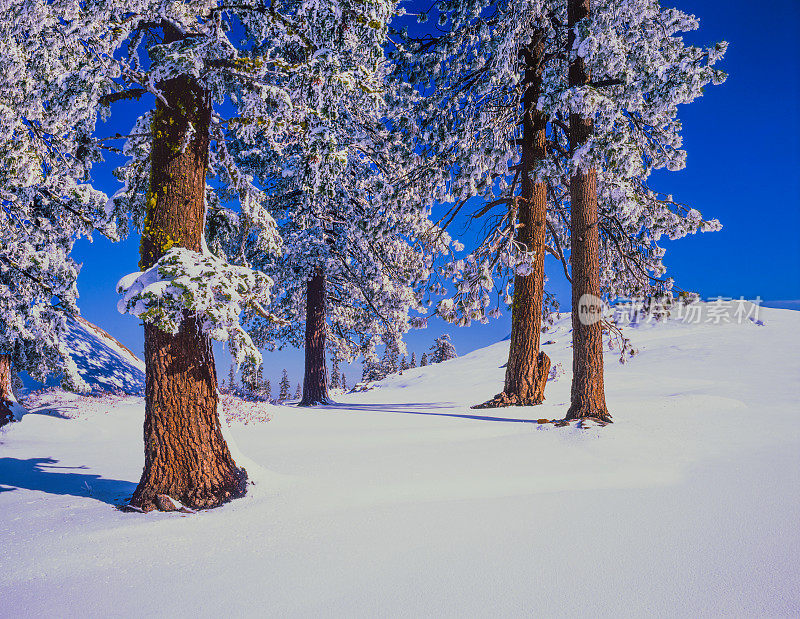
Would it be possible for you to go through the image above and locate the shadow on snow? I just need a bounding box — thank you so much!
[317,402,539,424]
[0,457,136,506]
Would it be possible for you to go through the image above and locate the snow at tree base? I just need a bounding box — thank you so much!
[2,303,798,616]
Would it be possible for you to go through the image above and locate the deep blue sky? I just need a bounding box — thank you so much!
[71,0,800,386]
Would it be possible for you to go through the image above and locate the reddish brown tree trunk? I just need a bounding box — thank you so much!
[0,354,16,427]
[300,272,331,406]
[475,33,550,409]
[566,0,611,423]
[129,30,247,511]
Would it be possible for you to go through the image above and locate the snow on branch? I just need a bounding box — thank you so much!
[116,248,273,365]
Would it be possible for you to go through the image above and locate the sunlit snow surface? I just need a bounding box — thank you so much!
[1,304,798,616]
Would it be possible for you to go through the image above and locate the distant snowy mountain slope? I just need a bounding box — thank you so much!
[18,315,144,396]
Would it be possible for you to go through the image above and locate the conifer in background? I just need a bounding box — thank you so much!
[279,370,291,402]
[330,354,341,390]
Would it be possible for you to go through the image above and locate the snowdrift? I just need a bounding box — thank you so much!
[1,303,798,617]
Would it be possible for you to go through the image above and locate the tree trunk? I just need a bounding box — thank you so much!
[300,272,331,406]
[566,0,611,423]
[129,32,247,511]
[0,354,16,427]
[475,32,550,409]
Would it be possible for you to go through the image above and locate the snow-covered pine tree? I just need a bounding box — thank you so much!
[420,353,428,367]
[256,362,264,396]
[279,370,291,402]
[542,0,727,422]
[565,0,610,422]
[410,352,416,369]
[226,364,236,395]
[13,0,351,510]
[391,0,565,407]
[341,373,347,391]
[294,383,301,399]
[241,358,257,396]
[382,341,399,376]
[430,334,457,364]
[0,1,119,421]
[394,0,726,414]
[227,0,451,407]
[330,354,341,390]
[264,379,271,402]
[362,357,387,383]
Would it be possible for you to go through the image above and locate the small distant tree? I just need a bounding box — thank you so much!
[330,354,341,390]
[241,359,259,397]
[430,335,457,364]
[341,373,347,391]
[279,370,291,401]
[399,356,409,373]
[382,342,399,376]
[264,379,271,402]
[227,364,236,395]
[410,352,416,369]
[420,353,428,367]
[294,383,301,399]
[256,363,264,394]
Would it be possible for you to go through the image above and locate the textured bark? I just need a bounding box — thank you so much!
[0,354,14,427]
[566,0,611,423]
[300,273,331,406]
[129,29,247,511]
[475,33,550,409]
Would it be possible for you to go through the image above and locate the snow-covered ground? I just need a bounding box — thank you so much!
[2,305,799,617]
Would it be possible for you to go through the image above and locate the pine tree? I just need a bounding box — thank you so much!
[396,0,726,413]
[341,373,347,391]
[400,356,409,373]
[410,352,416,369]
[382,342,399,376]
[565,0,609,423]
[233,0,450,407]
[420,353,428,367]
[227,364,236,396]
[430,335,458,364]
[330,353,341,390]
[0,3,115,406]
[12,3,344,510]
[264,379,271,402]
[279,370,291,402]
[294,383,302,399]
[256,362,264,397]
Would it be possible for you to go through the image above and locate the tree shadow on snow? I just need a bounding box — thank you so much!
[0,457,136,506]
[321,402,538,424]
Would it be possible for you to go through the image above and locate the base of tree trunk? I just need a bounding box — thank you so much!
[473,352,551,409]
[298,395,334,407]
[563,406,613,425]
[127,466,248,513]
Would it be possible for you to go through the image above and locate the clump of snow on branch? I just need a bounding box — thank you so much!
[116,248,273,365]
